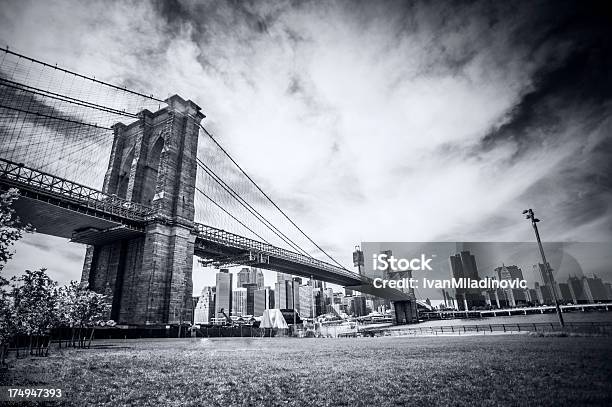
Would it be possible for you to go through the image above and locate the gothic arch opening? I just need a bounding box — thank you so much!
[116,146,134,199]
[141,136,164,205]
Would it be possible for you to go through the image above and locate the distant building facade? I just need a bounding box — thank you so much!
[254,287,274,316]
[449,251,485,310]
[194,286,215,324]
[215,269,232,316]
[232,287,247,316]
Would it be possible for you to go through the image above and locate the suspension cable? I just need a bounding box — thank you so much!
[194,185,271,245]
[196,157,312,257]
[1,47,165,103]
[198,123,348,270]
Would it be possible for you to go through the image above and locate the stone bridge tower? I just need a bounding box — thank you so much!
[80,95,204,325]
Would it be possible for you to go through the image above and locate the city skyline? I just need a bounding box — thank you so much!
[361,242,612,304]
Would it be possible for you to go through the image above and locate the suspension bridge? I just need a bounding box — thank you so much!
[0,48,426,325]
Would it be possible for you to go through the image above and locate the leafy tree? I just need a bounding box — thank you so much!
[10,268,59,356]
[0,188,34,365]
[58,281,111,348]
[0,284,17,366]
[0,188,34,273]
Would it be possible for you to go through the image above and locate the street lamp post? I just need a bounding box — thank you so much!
[523,208,565,327]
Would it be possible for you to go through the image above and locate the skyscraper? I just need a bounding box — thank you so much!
[582,275,608,303]
[194,286,215,324]
[254,287,274,316]
[232,287,247,316]
[275,273,294,309]
[237,267,251,288]
[290,277,301,311]
[251,268,265,289]
[215,269,233,316]
[243,283,258,315]
[277,272,292,283]
[275,281,288,309]
[567,275,587,304]
[449,251,485,310]
[238,267,265,290]
[495,265,527,306]
[558,283,573,303]
[533,263,560,298]
[299,284,314,318]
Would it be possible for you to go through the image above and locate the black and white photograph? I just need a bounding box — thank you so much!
[0,0,611,405]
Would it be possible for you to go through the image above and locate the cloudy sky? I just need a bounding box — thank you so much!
[1,0,611,292]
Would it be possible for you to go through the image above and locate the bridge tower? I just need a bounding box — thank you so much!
[80,95,204,325]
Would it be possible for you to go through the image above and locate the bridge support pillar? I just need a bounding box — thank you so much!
[392,301,418,325]
[81,94,203,325]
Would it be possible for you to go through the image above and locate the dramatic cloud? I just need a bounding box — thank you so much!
[1,0,611,290]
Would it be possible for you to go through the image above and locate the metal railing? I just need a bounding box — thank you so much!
[357,321,612,337]
[194,223,359,280]
[0,157,155,221]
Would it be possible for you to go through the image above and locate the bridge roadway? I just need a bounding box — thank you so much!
[0,157,431,305]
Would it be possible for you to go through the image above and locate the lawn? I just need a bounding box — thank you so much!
[1,335,611,406]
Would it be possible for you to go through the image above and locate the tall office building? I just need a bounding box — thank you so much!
[348,295,367,317]
[299,284,314,318]
[275,272,292,309]
[449,251,485,310]
[254,287,274,316]
[251,268,265,289]
[232,287,248,316]
[533,263,560,298]
[558,283,573,303]
[567,275,587,304]
[605,283,612,301]
[535,282,554,305]
[215,269,233,316]
[526,288,538,305]
[274,281,288,309]
[274,274,301,310]
[277,272,292,283]
[582,275,608,303]
[495,265,527,306]
[243,283,258,316]
[291,277,301,311]
[194,286,215,324]
[238,267,265,290]
[237,268,251,288]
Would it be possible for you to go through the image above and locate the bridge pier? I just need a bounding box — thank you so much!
[392,300,418,324]
[81,95,203,325]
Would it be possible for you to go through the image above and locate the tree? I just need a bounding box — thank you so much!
[0,188,34,272]
[58,281,111,348]
[0,188,34,366]
[10,269,59,356]
[0,283,17,366]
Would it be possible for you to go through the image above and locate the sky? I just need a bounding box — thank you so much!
[1,0,611,294]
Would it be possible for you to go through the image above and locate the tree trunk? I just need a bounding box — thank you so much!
[70,327,76,348]
[29,335,33,356]
[0,342,6,367]
[45,336,50,357]
[87,327,95,349]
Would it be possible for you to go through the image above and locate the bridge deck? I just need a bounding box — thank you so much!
[0,158,155,224]
[2,158,424,303]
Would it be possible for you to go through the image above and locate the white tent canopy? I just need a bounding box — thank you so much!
[260,309,289,329]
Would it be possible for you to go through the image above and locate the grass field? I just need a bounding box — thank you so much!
[1,335,611,406]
